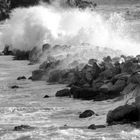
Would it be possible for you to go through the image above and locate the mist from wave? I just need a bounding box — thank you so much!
[0,2,140,57]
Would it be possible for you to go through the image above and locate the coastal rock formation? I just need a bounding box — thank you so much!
[17,76,26,80]
[70,86,98,100]
[2,45,13,55]
[106,69,140,126]
[79,110,95,118]
[107,104,138,125]
[13,49,30,60]
[10,85,19,89]
[88,124,106,130]
[14,125,35,131]
[55,89,71,97]
[32,52,140,102]
[32,70,46,81]
[28,47,42,64]
[44,94,50,98]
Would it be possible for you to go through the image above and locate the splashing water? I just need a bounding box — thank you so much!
[0,3,140,63]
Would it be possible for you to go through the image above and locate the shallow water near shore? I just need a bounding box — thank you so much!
[0,57,139,140]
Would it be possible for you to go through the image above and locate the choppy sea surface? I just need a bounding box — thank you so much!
[0,57,138,140]
[1,4,140,140]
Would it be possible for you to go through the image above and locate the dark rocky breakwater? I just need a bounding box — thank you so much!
[3,42,140,130]
[33,46,140,127]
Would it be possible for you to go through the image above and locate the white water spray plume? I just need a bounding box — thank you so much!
[0,2,140,65]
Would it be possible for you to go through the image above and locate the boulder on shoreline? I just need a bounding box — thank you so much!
[32,69,46,81]
[11,85,20,89]
[55,89,71,97]
[70,86,98,100]
[2,45,42,62]
[29,44,140,103]
[88,124,106,130]
[2,45,13,55]
[17,76,26,80]
[106,104,139,125]
[44,94,50,98]
[14,125,35,131]
[13,49,30,60]
[79,110,96,118]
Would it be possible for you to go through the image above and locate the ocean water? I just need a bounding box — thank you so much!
[0,55,138,140]
[0,2,140,140]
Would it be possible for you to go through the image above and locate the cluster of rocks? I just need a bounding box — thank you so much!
[2,45,42,64]
[3,42,140,127]
[14,125,35,131]
[40,54,140,126]
[40,55,140,101]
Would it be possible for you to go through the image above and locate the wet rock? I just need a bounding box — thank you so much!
[39,60,60,70]
[109,79,126,94]
[70,86,98,100]
[79,110,95,118]
[107,104,139,125]
[29,47,41,64]
[48,69,63,83]
[111,72,130,84]
[121,60,138,74]
[48,69,76,84]
[88,124,106,130]
[55,89,71,97]
[28,76,32,80]
[99,66,120,81]
[99,82,113,93]
[80,60,100,85]
[11,85,19,89]
[44,95,49,98]
[32,69,46,81]
[14,125,34,131]
[121,83,136,96]
[17,76,26,80]
[2,45,13,55]
[88,124,96,129]
[128,71,140,85]
[13,49,30,60]
[42,43,51,52]
[92,79,104,91]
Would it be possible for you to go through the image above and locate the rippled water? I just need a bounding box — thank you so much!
[0,56,139,140]
[1,3,140,140]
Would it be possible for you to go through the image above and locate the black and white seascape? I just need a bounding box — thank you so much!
[1,0,140,139]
